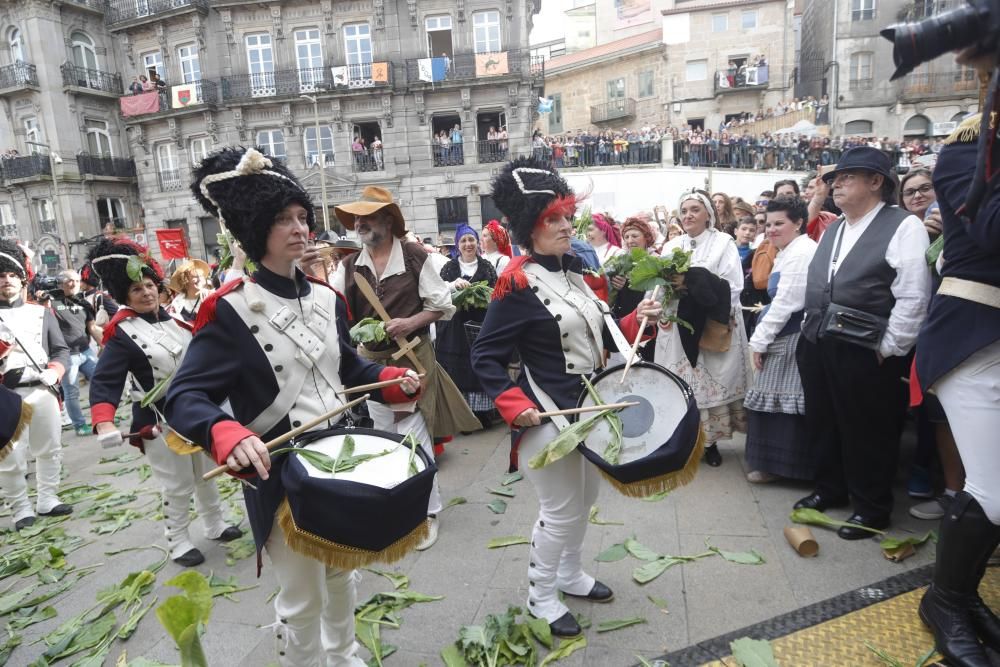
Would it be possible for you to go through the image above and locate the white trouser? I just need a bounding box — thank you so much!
[518,422,601,623]
[266,518,365,667]
[935,339,1000,526]
[144,436,229,559]
[366,402,442,515]
[0,386,63,522]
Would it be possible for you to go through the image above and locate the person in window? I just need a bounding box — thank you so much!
[128,76,143,95]
[140,74,153,92]
[450,124,464,164]
[351,136,366,170]
[370,136,383,170]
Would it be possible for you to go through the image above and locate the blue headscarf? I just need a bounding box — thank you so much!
[452,224,479,259]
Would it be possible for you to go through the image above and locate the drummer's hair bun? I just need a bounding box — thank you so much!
[490,157,574,248]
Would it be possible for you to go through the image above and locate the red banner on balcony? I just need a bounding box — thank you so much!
[120,91,160,117]
[155,228,188,260]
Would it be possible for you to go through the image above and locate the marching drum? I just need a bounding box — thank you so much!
[278,427,436,569]
[576,361,703,497]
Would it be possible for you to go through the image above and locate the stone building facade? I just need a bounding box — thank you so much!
[107,0,543,262]
[0,0,140,274]
[797,0,979,138]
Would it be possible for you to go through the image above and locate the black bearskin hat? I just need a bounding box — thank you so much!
[489,157,575,247]
[0,238,29,281]
[191,147,315,262]
[86,236,164,305]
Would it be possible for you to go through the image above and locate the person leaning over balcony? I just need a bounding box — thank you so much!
[140,74,153,92]
[128,77,143,95]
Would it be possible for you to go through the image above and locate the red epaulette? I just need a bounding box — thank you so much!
[101,307,137,346]
[492,255,533,301]
[193,279,244,333]
[305,275,353,321]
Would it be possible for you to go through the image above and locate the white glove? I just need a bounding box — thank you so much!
[98,430,123,449]
[39,368,58,387]
[17,367,40,383]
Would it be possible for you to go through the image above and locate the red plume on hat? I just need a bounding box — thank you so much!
[86,236,164,305]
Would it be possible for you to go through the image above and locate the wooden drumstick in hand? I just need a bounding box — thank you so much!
[621,284,661,383]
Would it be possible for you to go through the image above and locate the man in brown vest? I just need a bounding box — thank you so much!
[333,187,480,551]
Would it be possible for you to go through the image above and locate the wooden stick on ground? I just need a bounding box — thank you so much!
[537,401,639,420]
[620,284,662,384]
[339,373,425,396]
[202,393,371,480]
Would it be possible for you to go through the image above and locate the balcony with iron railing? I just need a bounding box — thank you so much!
[0,224,17,239]
[848,78,875,91]
[591,98,636,124]
[432,141,465,167]
[404,49,543,86]
[221,63,391,103]
[350,145,385,173]
[39,220,59,236]
[901,70,979,100]
[0,155,51,183]
[714,66,769,94]
[66,0,108,14]
[0,62,39,93]
[476,139,510,164]
[62,64,123,97]
[77,154,137,179]
[157,169,184,192]
[121,80,218,122]
[105,0,208,28]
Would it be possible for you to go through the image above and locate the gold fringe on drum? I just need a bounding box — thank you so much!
[277,498,430,569]
[0,401,32,461]
[597,426,705,498]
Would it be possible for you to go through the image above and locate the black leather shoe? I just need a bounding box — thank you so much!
[39,504,73,517]
[793,492,849,512]
[173,548,205,568]
[14,516,35,531]
[920,585,993,667]
[837,513,890,541]
[563,581,614,603]
[970,595,1000,652]
[548,611,582,638]
[213,526,243,542]
[703,444,722,467]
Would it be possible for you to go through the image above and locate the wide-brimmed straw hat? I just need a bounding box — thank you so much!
[334,186,406,238]
[168,259,211,293]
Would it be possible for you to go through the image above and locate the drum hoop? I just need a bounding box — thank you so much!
[288,426,434,481]
[576,361,694,412]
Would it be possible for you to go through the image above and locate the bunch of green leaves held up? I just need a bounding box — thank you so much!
[573,207,594,240]
[628,247,694,331]
[602,249,643,302]
[216,230,257,273]
[349,317,389,346]
[453,281,494,311]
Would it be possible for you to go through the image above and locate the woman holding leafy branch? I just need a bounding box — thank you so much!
[436,224,498,426]
[87,236,243,568]
[653,189,753,468]
[471,158,661,639]
[164,147,420,667]
[607,217,656,364]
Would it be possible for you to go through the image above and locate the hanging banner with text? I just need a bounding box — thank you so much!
[155,228,188,260]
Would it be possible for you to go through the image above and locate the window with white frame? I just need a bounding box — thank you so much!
[190,137,210,166]
[85,119,112,156]
[157,143,180,186]
[606,77,625,100]
[23,118,40,148]
[741,10,757,29]
[71,31,98,71]
[344,23,372,80]
[178,44,201,83]
[256,129,286,159]
[96,197,126,229]
[8,27,24,63]
[245,33,275,96]
[425,15,453,58]
[0,203,16,236]
[851,0,876,21]
[141,51,163,78]
[685,60,708,82]
[34,198,53,223]
[849,51,874,89]
[473,11,501,54]
[303,126,334,167]
[712,13,728,32]
[294,28,323,91]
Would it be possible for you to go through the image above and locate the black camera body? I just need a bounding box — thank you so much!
[881,0,1000,79]
[32,275,60,299]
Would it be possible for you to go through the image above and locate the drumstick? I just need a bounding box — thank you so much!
[202,393,371,480]
[338,374,425,396]
[620,284,662,383]
[537,401,639,419]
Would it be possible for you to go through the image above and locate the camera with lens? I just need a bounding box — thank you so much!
[881,0,1000,79]
[31,275,60,300]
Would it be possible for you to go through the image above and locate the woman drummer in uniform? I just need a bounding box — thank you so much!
[88,237,243,567]
[471,158,661,638]
[164,147,419,667]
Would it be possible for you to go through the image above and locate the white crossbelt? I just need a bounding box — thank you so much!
[938,277,1000,309]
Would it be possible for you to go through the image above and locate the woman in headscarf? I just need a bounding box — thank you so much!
[168,259,213,322]
[585,213,623,266]
[437,224,499,426]
[654,189,753,467]
[482,219,513,274]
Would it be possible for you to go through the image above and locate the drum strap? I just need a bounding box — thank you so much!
[524,366,571,431]
[596,299,633,359]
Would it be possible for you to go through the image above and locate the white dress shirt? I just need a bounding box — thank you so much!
[749,233,817,353]
[827,202,931,358]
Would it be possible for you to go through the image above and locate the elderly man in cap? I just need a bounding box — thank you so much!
[332,186,480,550]
[794,146,931,538]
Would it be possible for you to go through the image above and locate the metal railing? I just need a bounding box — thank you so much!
[0,62,39,90]
[350,145,385,173]
[714,66,770,93]
[67,0,109,9]
[531,140,661,169]
[61,64,123,95]
[157,169,184,191]
[476,139,510,164]
[432,141,465,167]
[106,0,207,25]
[591,98,636,124]
[77,154,136,178]
[404,49,539,84]
[848,78,875,91]
[339,62,394,89]
[39,220,59,235]
[0,155,50,182]
[902,70,979,99]
[222,66,331,102]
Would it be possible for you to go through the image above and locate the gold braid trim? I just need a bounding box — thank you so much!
[0,401,33,463]
[277,498,430,569]
[944,112,997,145]
[596,426,705,498]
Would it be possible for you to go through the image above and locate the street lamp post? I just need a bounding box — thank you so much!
[300,93,330,231]
[25,141,70,269]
